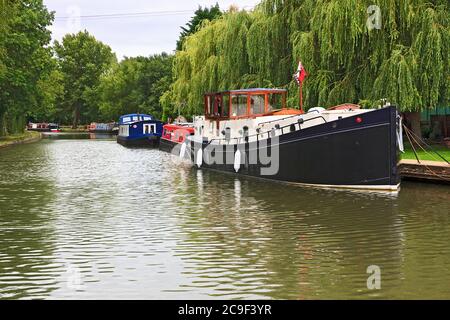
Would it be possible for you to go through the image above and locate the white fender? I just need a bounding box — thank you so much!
[397,116,404,153]
[234,150,241,173]
[180,142,186,158]
[196,148,203,168]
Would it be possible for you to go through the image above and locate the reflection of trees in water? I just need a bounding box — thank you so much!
[171,169,405,299]
[0,143,58,299]
[394,182,450,299]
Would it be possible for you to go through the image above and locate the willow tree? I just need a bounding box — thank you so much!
[164,0,449,136]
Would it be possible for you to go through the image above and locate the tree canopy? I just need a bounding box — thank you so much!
[0,0,54,135]
[1,0,449,136]
[54,31,116,128]
[176,4,222,51]
[163,0,450,118]
[98,53,174,121]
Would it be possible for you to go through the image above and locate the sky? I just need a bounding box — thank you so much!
[44,0,260,59]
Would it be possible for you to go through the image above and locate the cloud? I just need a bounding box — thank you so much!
[44,0,260,59]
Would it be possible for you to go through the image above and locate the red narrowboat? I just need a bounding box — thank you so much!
[159,123,195,154]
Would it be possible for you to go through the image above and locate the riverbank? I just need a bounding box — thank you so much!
[60,126,89,133]
[401,144,450,162]
[0,131,42,150]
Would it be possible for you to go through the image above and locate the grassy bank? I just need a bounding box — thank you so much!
[401,143,450,162]
[0,131,41,149]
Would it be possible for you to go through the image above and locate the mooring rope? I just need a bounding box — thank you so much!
[402,125,450,182]
[404,125,450,164]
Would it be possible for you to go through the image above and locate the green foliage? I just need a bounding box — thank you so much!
[165,0,450,117]
[98,53,174,122]
[54,31,116,127]
[34,67,64,122]
[177,4,222,51]
[0,0,54,136]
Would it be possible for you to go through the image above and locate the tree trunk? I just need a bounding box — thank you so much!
[0,111,5,137]
[72,104,80,129]
[404,111,422,140]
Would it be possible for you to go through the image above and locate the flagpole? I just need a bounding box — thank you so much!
[299,81,303,113]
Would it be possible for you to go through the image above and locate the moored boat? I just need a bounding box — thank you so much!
[160,123,195,153]
[174,88,402,192]
[117,113,164,148]
[88,122,117,134]
[27,122,60,132]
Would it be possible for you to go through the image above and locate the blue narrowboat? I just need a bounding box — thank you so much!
[117,114,164,147]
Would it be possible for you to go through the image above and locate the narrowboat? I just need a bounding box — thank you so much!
[179,88,402,192]
[88,122,117,134]
[160,123,195,153]
[117,113,164,147]
[27,122,60,132]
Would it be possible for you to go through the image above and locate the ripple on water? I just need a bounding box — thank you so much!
[0,139,449,299]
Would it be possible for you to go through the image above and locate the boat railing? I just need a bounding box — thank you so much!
[257,113,305,126]
[205,115,328,146]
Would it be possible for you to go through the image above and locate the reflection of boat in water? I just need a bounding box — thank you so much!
[116,114,164,148]
[27,122,61,133]
[166,166,406,299]
[159,123,195,154]
[178,88,402,192]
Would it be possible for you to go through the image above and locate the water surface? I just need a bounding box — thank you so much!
[0,137,449,299]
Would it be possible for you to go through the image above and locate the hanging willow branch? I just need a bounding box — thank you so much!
[162,0,450,116]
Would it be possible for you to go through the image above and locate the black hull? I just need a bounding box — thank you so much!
[159,138,179,154]
[89,130,117,135]
[117,136,160,148]
[186,106,400,191]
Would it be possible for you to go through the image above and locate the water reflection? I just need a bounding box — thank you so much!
[42,133,115,140]
[0,138,449,299]
[171,169,407,299]
[0,142,58,299]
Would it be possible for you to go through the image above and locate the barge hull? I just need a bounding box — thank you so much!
[188,106,400,191]
[117,136,160,148]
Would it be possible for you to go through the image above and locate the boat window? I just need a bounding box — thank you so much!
[122,117,131,123]
[143,116,152,121]
[250,95,265,115]
[268,93,283,112]
[231,95,248,117]
[222,94,230,117]
[215,95,222,117]
[132,116,139,122]
[143,124,156,134]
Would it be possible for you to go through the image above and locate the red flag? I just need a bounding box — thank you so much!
[294,61,308,85]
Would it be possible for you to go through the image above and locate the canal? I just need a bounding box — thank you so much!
[0,135,449,299]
